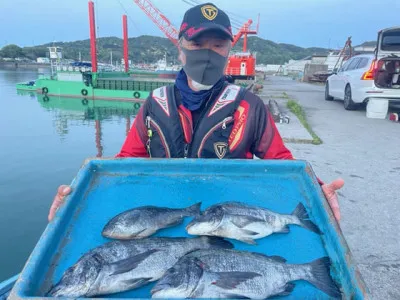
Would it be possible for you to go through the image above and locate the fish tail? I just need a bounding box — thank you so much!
[307,257,341,298]
[202,236,234,249]
[292,203,321,234]
[184,202,202,216]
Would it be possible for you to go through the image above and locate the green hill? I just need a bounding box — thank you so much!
[356,41,376,47]
[0,35,331,65]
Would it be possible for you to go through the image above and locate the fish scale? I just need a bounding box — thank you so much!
[103,203,202,239]
[190,250,297,298]
[152,249,341,299]
[186,202,321,244]
[48,237,233,297]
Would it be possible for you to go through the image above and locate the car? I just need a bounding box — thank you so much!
[325,26,400,110]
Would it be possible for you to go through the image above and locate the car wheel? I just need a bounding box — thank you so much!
[344,85,357,110]
[325,82,334,101]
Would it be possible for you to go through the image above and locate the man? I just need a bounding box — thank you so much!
[48,3,344,222]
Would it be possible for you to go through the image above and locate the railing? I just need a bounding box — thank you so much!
[226,68,246,75]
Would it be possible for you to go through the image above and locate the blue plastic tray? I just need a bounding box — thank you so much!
[8,158,367,300]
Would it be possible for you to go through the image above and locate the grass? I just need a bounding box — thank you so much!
[285,95,323,145]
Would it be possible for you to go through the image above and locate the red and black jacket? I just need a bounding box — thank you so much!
[116,82,295,161]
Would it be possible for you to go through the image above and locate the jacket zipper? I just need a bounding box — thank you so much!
[185,89,217,158]
[197,116,234,158]
[146,116,171,158]
[179,109,193,159]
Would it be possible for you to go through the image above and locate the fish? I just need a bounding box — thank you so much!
[186,202,321,244]
[102,202,202,239]
[47,236,233,297]
[151,249,341,299]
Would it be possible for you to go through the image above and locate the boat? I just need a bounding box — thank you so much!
[15,1,177,102]
[16,66,175,101]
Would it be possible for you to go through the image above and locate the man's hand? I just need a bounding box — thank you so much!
[48,185,71,222]
[321,178,344,222]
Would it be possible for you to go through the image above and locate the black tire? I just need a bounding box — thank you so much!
[325,82,334,101]
[43,95,49,102]
[42,87,48,94]
[134,103,141,109]
[82,98,89,105]
[343,85,357,110]
[81,89,88,96]
[133,91,141,99]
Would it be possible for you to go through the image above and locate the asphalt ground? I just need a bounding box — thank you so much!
[259,76,400,299]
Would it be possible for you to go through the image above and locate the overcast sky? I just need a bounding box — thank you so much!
[0,0,399,49]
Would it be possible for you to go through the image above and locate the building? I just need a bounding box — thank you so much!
[283,58,311,73]
[354,45,376,53]
[311,55,328,64]
[255,64,282,73]
[37,57,50,64]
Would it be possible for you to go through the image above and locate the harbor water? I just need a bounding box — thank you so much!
[0,68,140,281]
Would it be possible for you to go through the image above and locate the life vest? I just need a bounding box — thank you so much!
[145,83,250,159]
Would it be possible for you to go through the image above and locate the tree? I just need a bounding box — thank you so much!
[0,44,24,58]
[22,47,47,60]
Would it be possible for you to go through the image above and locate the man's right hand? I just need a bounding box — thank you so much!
[48,185,71,222]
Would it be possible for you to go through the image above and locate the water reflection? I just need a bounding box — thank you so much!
[18,91,142,157]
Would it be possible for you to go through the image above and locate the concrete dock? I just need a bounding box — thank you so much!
[259,75,400,299]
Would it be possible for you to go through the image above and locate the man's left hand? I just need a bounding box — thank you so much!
[321,178,345,222]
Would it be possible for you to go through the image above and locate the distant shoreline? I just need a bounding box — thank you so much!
[0,62,50,70]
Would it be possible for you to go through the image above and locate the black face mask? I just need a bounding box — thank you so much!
[181,47,228,86]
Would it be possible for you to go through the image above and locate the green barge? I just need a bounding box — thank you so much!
[16,70,175,102]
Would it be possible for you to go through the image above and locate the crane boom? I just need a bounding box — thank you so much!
[133,0,179,47]
[232,20,253,47]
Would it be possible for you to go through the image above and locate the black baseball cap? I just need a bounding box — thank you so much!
[178,3,233,41]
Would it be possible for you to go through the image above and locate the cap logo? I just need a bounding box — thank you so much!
[201,5,218,21]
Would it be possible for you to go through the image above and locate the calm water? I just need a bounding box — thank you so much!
[0,68,140,281]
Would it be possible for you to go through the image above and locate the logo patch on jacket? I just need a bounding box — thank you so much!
[208,85,241,117]
[229,101,249,151]
[214,142,228,159]
[152,86,170,116]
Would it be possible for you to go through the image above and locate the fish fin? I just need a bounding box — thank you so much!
[164,218,184,228]
[109,249,159,275]
[269,255,287,263]
[221,293,251,299]
[247,252,287,263]
[122,277,152,289]
[184,202,202,216]
[308,257,342,298]
[230,216,262,228]
[134,228,156,238]
[102,227,148,239]
[276,225,290,233]
[202,236,234,249]
[239,228,259,236]
[275,282,295,296]
[238,237,257,245]
[212,272,261,289]
[292,203,322,234]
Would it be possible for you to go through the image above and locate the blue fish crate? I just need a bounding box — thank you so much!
[8,159,367,300]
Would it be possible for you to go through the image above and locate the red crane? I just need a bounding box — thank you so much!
[132,0,258,81]
[133,0,179,47]
[231,18,258,51]
[227,16,259,80]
